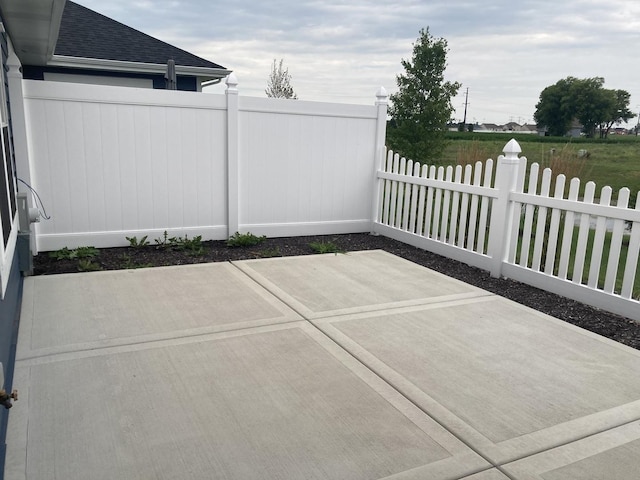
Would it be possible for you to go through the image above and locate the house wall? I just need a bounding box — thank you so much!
[43,72,153,89]
[20,81,384,250]
[23,66,198,91]
[0,28,22,475]
[0,254,21,473]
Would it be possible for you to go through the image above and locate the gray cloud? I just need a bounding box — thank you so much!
[76,0,640,125]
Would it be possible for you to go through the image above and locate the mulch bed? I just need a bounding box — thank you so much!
[33,232,640,350]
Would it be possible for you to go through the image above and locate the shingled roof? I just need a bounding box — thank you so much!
[55,1,225,70]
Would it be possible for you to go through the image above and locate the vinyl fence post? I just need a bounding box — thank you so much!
[487,139,525,277]
[226,73,239,238]
[371,86,388,233]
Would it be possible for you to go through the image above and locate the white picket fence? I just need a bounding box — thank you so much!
[373,140,640,321]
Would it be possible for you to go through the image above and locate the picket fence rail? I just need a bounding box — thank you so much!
[373,140,640,321]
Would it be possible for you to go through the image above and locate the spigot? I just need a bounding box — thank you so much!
[0,389,18,409]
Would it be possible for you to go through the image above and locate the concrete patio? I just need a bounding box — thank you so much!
[5,250,640,479]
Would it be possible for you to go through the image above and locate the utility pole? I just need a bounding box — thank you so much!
[462,87,469,127]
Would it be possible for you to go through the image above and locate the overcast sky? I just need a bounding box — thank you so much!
[76,0,640,126]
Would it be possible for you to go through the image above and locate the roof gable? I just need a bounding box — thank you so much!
[55,1,225,70]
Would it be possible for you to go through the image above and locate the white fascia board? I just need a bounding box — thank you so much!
[48,55,231,79]
[46,0,66,59]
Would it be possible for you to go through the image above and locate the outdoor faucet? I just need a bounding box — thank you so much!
[0,389,18,409]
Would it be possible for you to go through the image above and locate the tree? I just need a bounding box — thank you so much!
[534,77,577,137]
[570,77,610,138]
[534,77,635,138]
[599,89,634,138]
[387,28,461,162]
[265,59,298,99]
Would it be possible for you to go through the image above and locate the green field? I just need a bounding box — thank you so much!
[431,133,639,298]
[437,133,640,199]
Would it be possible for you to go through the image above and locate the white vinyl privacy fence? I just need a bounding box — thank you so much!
[373,139,640,321]
[21,76,388,251]
[15,73,640,320]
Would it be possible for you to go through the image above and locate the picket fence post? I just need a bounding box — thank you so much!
[488,139,525,277]
[371,87,388,231]
[226,73,239,237]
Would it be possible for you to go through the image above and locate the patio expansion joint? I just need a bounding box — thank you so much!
[229,257,495,323]
[498,416,640,472]
[15,319,306,366]
[227,263,518,474]
[307,319,524,477]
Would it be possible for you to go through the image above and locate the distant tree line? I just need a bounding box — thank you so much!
[534,77,635,138]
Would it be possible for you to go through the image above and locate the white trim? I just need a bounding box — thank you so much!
[0,212,18,298]
[36,226,229,251]
[48,55,231,80]
[35,223,374,251]
[239,221,373,238]
[43,72,154,89]
[501,263,640,322]
[373,223,494,272]
[46,0,66,60]
[239,96,377,119]
[23,79,228,110]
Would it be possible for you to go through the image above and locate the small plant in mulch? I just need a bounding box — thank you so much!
[309,241,344,254]
[50,246,102,272]
[77,259,102,272]
[125,235,150,248]
[49,246,99,260]
[226,232,266,248]
[259,247,282,258]
[118,254,154,270]
[154,231,204,256]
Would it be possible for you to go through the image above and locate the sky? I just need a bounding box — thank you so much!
[75,0,640,126]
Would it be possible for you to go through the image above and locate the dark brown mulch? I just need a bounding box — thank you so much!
[33,233,640,350]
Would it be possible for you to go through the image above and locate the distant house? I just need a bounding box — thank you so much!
[502,122,524,132]
[568,121,583,138]
[481,123,501,132]
[17,1,231,91]
[611,126,629,135]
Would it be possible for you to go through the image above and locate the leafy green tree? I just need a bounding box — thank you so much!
[534,77,576,137]
[570,77,610,138]
[265,59,298,99]
[534,77,635,138]
[599,89,634,138]
[387,28,461,162]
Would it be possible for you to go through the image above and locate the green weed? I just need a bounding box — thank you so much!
[126,235,149,248]
[119,254,153,270]
[259,247,282,258]
[154,231,204,256]
[50,246,99,260]
[77,259,102,272]
[309,241,343,254]
[226,232,266,247]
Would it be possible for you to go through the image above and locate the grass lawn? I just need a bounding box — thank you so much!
[517,218,639,300]
[438,133,640,199]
